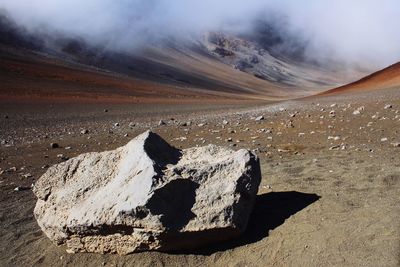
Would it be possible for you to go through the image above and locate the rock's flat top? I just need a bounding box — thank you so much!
[33,131,261,254]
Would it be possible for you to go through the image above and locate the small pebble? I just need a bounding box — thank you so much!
[50,143,59,149]
[14,186,30,192]
[384,104,392,109]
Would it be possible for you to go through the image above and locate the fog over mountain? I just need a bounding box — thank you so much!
[1,0,400,69]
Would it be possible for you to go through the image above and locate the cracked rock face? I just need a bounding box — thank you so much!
[33,131,261,254]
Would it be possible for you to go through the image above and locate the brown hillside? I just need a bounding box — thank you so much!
[323,62,400,95]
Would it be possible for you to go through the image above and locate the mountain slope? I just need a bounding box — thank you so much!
[0,13,369,103]
[323,62,400,95]
[0,45,261,103]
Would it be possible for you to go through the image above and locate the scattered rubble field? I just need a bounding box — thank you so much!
[0,87,399,266]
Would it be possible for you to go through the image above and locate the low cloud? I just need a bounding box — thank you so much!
[2,0,400,68]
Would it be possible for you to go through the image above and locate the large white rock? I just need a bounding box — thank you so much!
[33,131,261,254]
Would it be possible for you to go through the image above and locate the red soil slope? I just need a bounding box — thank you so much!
[323,62,400,95]
[0,48,273,104]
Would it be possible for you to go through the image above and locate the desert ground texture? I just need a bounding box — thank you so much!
[1,86,399,267]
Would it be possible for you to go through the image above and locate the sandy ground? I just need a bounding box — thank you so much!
[0,87,399,266]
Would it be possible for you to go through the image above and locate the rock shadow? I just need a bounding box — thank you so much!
[173,191,320,255]
[144,131,182,167]
[147,179,199,231]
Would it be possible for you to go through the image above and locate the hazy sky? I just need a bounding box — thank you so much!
[2,0,400,68]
